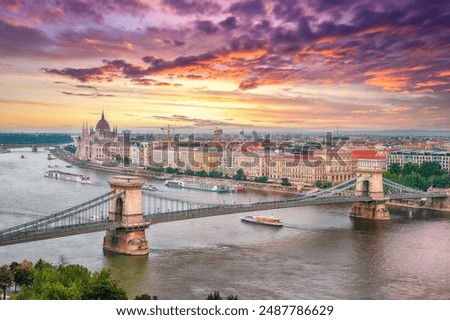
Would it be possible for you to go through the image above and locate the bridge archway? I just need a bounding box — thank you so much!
[116,197,123,220]
[104,176,150,255]
[362,180,370,197]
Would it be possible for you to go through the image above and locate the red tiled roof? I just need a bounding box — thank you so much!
[351,150,386,160]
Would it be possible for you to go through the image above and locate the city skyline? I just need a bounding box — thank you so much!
[1,0,449,132]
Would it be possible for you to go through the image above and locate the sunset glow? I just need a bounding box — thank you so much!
[0,0,449,132]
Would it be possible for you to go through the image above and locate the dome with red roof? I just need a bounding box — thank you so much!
[96,110,110,133]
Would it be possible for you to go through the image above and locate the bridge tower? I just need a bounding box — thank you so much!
[350,159,390,220]
[103,176,151,255]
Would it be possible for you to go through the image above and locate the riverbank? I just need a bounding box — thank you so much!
[386,201,450,213]
[52,149,299,195]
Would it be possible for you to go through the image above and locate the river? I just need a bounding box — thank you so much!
[0,148,449,299]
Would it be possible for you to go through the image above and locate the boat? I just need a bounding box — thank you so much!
[142,184,157,191]
[164,179,184,187]
[240,215,283,227]
[0,148,10,154]
[45,170,92,184]
[164,179,230,193]
[20,155,25,159]
[47,153,56,160]
[154,174,174,180]
[66,165,72,168]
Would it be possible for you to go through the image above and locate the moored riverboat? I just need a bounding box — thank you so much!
[45,170,92,184]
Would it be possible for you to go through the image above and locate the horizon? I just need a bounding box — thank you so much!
[1,1,449,131]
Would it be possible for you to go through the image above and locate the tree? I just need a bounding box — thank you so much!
[432,175,450,188]
[207,291,222,300]
[233,169,247,181]
[83,270,127,300]
[196,170,209,177]
[402,172,428,191]
[402,162,419,175]
[281,178,292,186]
[253,176,269,183]
[14,262,127,300]
[9,262,19,292]
[418,161,446,179]
[0,265,13,300]
[208,170,223,179]
[184,169,195,176]
[135,293,158,300]
[206,291,238,300]
[315,181,332,188]
[165,167,179,174]
[12,260,33,293]
[388,163,402,175]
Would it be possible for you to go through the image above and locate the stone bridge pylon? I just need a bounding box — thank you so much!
[350,159,390,220]
[103,176,151,255]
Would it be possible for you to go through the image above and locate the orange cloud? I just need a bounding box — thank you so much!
[382,105,413,114]
[351,109,378,114]
[437,70,450,77]
[364,66,426,91]
[415,80,448,88]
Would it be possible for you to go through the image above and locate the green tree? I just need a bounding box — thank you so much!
[281,178,292,186]
[388,163,402,175]
[315,180,332,188]
[83,270,127,300]
[208,170,223,179]
[13,261,33,292]
[206,291,238,300]
[165,167,179,174]
[207,291,222,300]
[402,162,419,175]
[253,176,269,183]
[196,170,208,177]
[135,293,158,300]
[432,175,450,188]
[9,262,19,292]
[184,169,195,176]
[418,161,446,179]
[14,262,127,300]
[0,265,13,300]
[402,172,428,191]
[233,169,247,181]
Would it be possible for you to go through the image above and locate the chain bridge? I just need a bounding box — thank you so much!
[0,169,447,255]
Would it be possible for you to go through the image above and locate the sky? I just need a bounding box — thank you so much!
[0,0,449,133]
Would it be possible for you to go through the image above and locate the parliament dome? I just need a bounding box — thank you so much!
[96,111,110,132]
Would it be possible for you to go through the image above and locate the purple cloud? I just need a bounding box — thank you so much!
[219,16,237,30]
[195,20,219,35]
[229,0,266,17]
[0,18,53,56]
[161,0,221,15]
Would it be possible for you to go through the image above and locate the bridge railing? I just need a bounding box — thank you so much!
[0,191,121,239]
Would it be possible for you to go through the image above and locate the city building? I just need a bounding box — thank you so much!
[75,111,127,165]
[389,150,450,174]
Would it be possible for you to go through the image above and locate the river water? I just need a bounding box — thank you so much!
[0,148,449,299]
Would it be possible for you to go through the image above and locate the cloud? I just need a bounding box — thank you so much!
[123,113,242,128]
[32,0,450,96]
[0,18,53,56]
[5,0,150,25]
[229,0,266,17]
[61,91,115,97]
[161,0,221,15]
[219,16,237,30]
[195,20,219,35]
[382,105,413,115]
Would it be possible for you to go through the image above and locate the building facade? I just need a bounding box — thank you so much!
[388,150,450,174]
